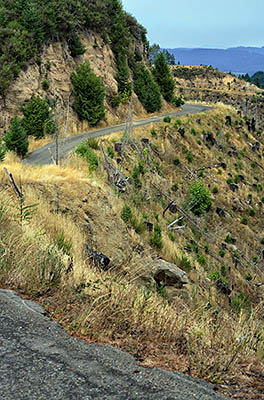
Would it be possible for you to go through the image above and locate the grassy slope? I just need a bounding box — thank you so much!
[0,104,263,398]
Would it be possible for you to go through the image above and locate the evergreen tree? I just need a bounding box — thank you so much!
[71,62,105,126]
[22,96,54,138]
[152,52,175,102]
[4,116,29,157]
[133,63,161,113]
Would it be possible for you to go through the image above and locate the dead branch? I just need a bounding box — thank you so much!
[3,168,23,199]
[100,142,129,192]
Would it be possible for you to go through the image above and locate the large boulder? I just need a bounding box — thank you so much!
[153,259,189,289]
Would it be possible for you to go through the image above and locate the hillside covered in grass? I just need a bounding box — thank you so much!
[1,103,263,398]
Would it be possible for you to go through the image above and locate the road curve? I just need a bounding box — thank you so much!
[25,104,212,165]
[0,289,228,400]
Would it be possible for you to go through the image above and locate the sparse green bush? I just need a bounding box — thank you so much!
[121,204,133,223]
[150,128,157,137]
[249,208,256,217]
[133,62,162,113]
[150,224,163,249]
[163,116,171,123]
[71,62,105,126]
[178,255,192,272]
[212,186,219,194]
[109,94,121,108]
[42,79,50,91]
[4,116,29,157]
[152,52,175,102]
[68,34,86,57]
[188,180,212,216]
[173,157,181,166]
[241,216,248,225]
[219,249,225,258]
[22,96,55,138]
[55,232,72,256]
[172,96,184,107]
[186,151,193,163]
[76,141,99,171]
[171,183,178,192]
[106,146,115,158]
[173,119,182,129]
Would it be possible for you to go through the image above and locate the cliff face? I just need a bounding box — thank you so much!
[0,32,147,136]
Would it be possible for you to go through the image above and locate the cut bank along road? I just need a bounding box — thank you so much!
[0,289,229,400]
[25,104,212,165]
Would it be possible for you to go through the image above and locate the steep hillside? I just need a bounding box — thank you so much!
[0,0,177,139]
[0,103,263,399]
[172,65,264,127]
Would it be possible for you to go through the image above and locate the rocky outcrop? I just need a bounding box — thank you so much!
[0,33,146,136]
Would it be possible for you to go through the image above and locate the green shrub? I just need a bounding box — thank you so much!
[173,157,181,166]
[106,146,115,158]
[191,128,197,136]
[173,119,182,129]
[209,271,220,281]
[132,62,161,113]
[109,94,121,108]
[68,34,86,57]
[171,183,178,192]
[188,179,212,216]
[186,151,193,163]
[22,96,55,138]
[224,234,233,243]
[172,96,184,107]
[150,224,163,249]
[54,232,72,256]
[163,116,171,123]
[4,116,29,157]
[168,231,175,242]
[226,177,233,184]
[115,55,132,98]
[121,204,133,223]
[75,142,99,171]
[42,79,50,91]
[152,52,175,102]
[219,249,225,258]
[231,293,250,312]
[241,216,248,225]
[71,62,105,126]
[178,256,192,272]
[212,186,219,194]
[150,128,157,137]
[249,208,256,217]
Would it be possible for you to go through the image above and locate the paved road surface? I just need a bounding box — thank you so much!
[25,104,212,165]
[0,289,229,400]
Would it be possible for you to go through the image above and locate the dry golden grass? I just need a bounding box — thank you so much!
[0,103,263,396]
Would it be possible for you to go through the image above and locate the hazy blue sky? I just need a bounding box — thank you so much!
[122,0,264,48]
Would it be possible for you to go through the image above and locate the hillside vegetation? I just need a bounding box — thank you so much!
[0,103,263,398]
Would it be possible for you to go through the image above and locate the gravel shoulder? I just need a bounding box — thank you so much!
[0,289,229,400]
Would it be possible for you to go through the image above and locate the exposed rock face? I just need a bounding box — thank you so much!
[153,259,189,288]
[0,33,146,136]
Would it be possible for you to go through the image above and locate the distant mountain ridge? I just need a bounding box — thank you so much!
[166,46,264,75]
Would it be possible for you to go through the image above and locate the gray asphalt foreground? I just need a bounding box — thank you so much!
[25,104,212,165]
[0,289,229,400]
